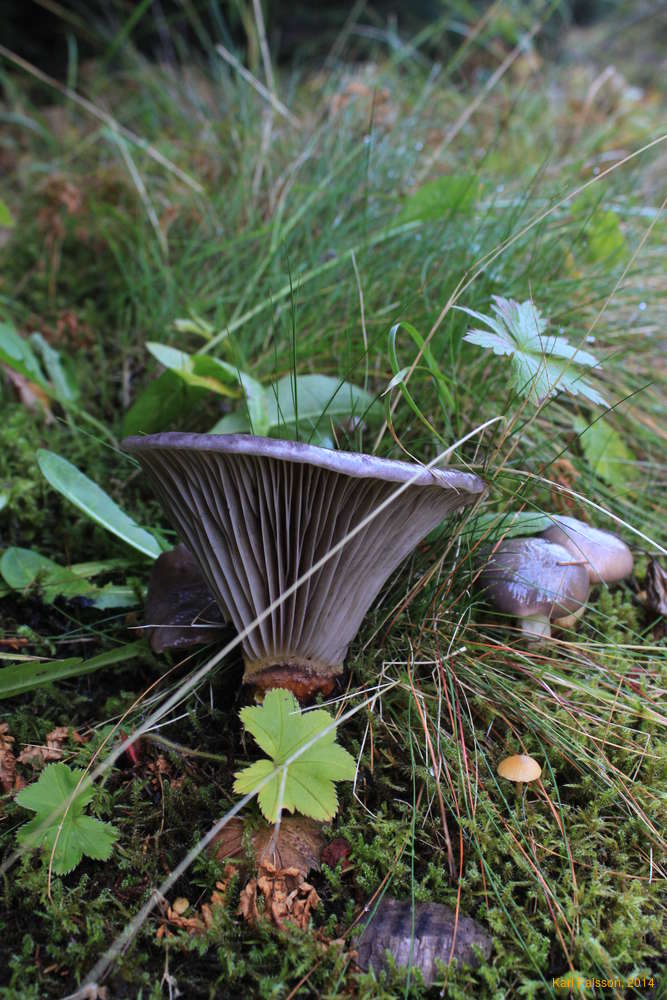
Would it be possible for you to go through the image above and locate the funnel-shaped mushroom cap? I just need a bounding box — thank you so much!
[479,537,590,640]
[540,515,633,585]
[124,433,486,697]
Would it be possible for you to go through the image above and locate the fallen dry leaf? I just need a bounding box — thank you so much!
[211,816,325,878]
[17,726,78,766]
[238,862,320,931]
[156,882,229,941]
[321,837,351,870]
[0,723,25,794]
[2,367,54,423]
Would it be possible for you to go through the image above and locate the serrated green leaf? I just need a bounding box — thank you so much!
[15,763,118,875]
[459,296,606,405]
[16,762,94,814]
[37,450,163,559]
[233,688,355,823]
[575,417,636,489]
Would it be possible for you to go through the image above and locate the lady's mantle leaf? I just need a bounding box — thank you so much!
[233,688,356,823]
[15,762,119,875]
[458,296,606,405]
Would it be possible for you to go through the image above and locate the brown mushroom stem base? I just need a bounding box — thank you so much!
[243,654,342,701]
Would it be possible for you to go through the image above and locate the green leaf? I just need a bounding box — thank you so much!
[122,370,208,436]
[37,450,163,559]
[266,374,378,437]
[575,417,636,490]
[386,321,455,442]
[146,342,241,398]
[572,194,625,263]
[399,175,479,223]
[0,321,46,384]
[1,547,91,603]
[0,641,146,699]
[0,547,139,608]
[459,297,606,405]
[0,197,15,227]
[209,411,252,435]
[233,688,356,823]
[15,763,118,875]
[469,511,553,541]
[89,584,138,609]
[29,333,79,402]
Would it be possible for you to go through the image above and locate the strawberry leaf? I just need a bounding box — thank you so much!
[459,296,606,405]
[15,762,118,875]
[233,688,356,823]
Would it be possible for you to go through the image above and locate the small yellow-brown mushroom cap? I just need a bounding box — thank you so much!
[497,754,542,783]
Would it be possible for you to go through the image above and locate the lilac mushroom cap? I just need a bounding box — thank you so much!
[124,433,486,699]
[540,515,633,585]
[479,537,590,641]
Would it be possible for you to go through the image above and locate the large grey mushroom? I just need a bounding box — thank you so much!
[479,537,590,641]
[124,433,486,699]
[540,515,633,585]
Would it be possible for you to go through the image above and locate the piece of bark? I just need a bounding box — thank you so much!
[144,544,227,653]
[356,897,492,984]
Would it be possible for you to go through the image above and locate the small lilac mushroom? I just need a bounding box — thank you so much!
[479,537,590,641]
[539,515,633,585]
[124,433,486,699]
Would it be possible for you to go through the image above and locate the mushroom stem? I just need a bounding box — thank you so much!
[520,616,552,642]
[243,654,340,700]
[552,603,587,631]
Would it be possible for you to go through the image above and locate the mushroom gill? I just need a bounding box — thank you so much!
[124,433,486,699]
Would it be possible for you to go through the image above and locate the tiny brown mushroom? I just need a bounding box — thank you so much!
[479,537,590,642]
[124,433,486,699]
[497,753,542,796]
[540,515,633,585]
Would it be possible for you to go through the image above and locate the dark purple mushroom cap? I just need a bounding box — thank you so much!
[479,537,590,640]
[124,433,486,697]
[144,544,227,653]
[540,515,633,585]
